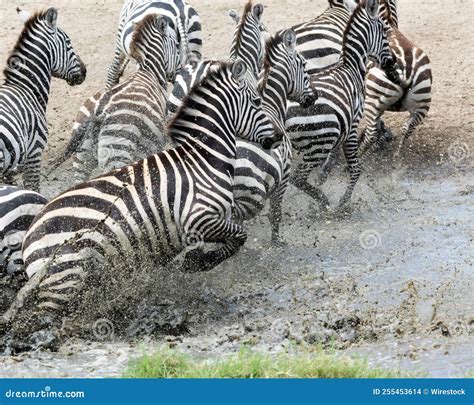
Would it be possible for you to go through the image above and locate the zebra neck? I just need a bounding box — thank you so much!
[4,41,52,112]
[340,13,371,85]
[139,59,167,89]
[261,76,289,126]
[169,121,237,176]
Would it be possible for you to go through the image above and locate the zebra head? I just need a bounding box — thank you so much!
[363,0,396,72]
[230,2,266,80]
[231,60,283,150]
[16,8,86,86]
[279,30,318,108]
[130,15,181,85]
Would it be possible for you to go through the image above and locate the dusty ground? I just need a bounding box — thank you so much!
[0,0,473,377]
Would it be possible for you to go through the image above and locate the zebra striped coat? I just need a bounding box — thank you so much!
[3,61,280,342]
[167,1,265,115]
[52,14,180,183]
[286,0,395,209]
[0,186,46,284]
[0,8,86,192]
[107,0,202,88]
[359,0,432,156]
[232,31,317,244]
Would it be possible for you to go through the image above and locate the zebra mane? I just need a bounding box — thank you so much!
[3,10,49,78]
[129,13,162,64]
[166,61,228,133]
[340,2,367,58]
[380,0,397,28]
[232,1,254,56]
[258,33,286,92]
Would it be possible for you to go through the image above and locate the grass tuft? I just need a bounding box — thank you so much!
[124,347,406,379]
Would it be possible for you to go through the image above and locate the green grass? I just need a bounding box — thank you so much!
[124,346,406,378]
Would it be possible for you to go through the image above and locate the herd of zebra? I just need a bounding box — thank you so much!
[0,0,432,351]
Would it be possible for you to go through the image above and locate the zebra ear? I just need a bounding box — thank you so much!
[45,7,58,29]
[228,9,240,25]
[156,15,169,34]
[283,29,297,50]
[253,4,264,22]
[16,7,31,23]
[344,0,360,12]
[366,0,379,19]
[231,59,248,83]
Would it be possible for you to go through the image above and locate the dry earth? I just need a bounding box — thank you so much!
[0,0,473,377]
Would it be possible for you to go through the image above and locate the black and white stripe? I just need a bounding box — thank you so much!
[106,0,202,88]
[286,0,354,76]
[167,1,265,115]
[232,31,317,245]
[3,60,280,342]
[52,14,180,183]
[0,8,86,192]
[0,185,46,282]
[359,0,432,157]
[286,0,395,209]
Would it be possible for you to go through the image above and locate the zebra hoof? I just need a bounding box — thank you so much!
[180,250,206,273]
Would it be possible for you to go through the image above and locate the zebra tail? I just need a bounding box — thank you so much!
[47,113,103,176]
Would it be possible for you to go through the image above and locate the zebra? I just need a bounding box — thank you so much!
[107,0,202,89]
[285,0,395,210]
[0,8,86,192]
[2,60,282,349]
[51,14,180,184]
[232,31,317,245]
[358,0,432,157]
[0,186,47,288]
[285,0,355,76]
[167,1,265,116]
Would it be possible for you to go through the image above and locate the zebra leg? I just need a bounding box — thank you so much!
[338,130,361,208]
[106,50,129,89]
[73,136,97,183]
[290,163,330,210]
[180,219,248,273]
[23,156,42,192]
[269,182,288,247]
[396,109,428,156]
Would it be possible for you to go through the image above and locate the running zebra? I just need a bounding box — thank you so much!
[232,31,317,245]
[286,0,395,209]
[167,1,265,115]
[359,0,432,157]
[51,14,180,183]
[0,8,86,192]
[0,186,47,286]
[3,60,281,348]
[107,0,202,88]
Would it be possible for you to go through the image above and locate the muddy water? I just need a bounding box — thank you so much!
[1,150,472,378]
